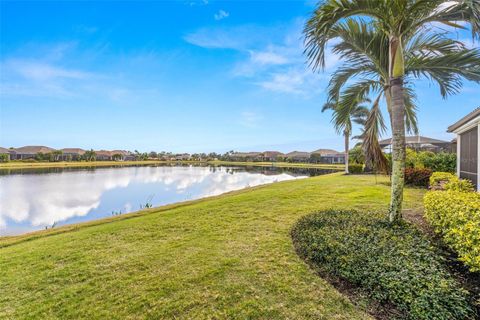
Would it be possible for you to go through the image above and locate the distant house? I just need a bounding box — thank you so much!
[447,107,479,190]
[286,151,311,162]
[111,150,135,161]
[230,152,263,162]
[0,147,11,161]
[379,136,451,153]
[174,153,191,161]
[10,146,56,160]
[311,149,346,164]
[95,150,113,161]
[262,151,285,162]
[60,148,86,161]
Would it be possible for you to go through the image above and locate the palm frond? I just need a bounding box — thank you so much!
[304,0,389,71]
[406,48,480,97]
[404,86,419,135]
[359,93,389,174]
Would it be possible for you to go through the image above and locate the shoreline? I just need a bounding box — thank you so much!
[0,160,345,170]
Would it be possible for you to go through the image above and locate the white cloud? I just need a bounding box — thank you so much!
[5,59,91,81]
[239,111,263,127]
[214,10,229,21]
[184,19,336,97]
[0,58,96,98]
[257,69,306,94]
[184,24,273,50]
[249,50,289,65]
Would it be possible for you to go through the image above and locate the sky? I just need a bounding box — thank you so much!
[1,0,479,153]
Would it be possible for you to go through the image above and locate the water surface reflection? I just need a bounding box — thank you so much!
[0,165,334,235]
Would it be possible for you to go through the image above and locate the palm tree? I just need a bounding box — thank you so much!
[305,1,480,222]
[322,99,369,174]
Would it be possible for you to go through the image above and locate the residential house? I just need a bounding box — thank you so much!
[311,149,346,164]
[95,150,113,161]
[10,146,56,160]
[379,136,452,153]
[262,151,285,162]
[174,153,191,161]
[286,151,311,162]
[230,152,263,162]
[60,148,86,161]
[111,150,135,161]
[447,107,479,190]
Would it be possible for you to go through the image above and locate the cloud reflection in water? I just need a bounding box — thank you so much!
[0,166,306,234]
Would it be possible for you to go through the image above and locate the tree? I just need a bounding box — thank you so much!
[349,145,365,165]
[0,153,9,163]
[322,100,369,174]
[51,150,63,162]
[83,149,96,162]
[305,0,480,222]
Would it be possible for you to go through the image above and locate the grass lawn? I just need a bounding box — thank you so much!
[0,173,425,319]
[0,160,344,170]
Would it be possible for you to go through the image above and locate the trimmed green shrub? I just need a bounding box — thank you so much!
[424,191,480,272]
[291,210,475,320]
[404,168,432,187]
[348,164,363,174]
[429,171,457,190]
[445,179,475,192]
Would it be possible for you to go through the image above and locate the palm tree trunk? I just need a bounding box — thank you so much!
[344,130,349,174]
[388,36,406,223]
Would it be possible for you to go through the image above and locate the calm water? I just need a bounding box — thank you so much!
[0,164,335,236]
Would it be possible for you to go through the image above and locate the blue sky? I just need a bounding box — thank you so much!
[1,0,479,153]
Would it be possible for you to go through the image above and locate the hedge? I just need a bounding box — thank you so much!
[405,168,432,187]
[348,164,364,174]
[424,191,480,272]
[291,210,475,319]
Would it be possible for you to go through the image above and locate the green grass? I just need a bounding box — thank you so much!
[0,173,425,319]
[0,160,343,170]
[208,160,345,170]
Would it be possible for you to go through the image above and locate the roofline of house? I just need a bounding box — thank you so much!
[447,107,480,133]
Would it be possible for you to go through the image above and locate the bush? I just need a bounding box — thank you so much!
[445,179,475,192]
[429,172,474,192]
[423,152,456,173]
[424,191,480,272]
[404,168,432,187]
[405,149,456,173]
[348,164,364,174]
[291,210,475,319]
[348,146,365,165]
[430,172,457,188]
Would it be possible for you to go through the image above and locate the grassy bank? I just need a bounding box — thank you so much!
[0,160,344,170]
[0,174,423,319]
[208,160,344,169]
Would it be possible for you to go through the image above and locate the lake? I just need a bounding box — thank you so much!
[0,164,335,236]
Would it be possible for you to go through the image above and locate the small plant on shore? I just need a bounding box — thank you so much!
[140,194,154,209]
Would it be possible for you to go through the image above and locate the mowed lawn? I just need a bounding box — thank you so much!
[0,173,425,319]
